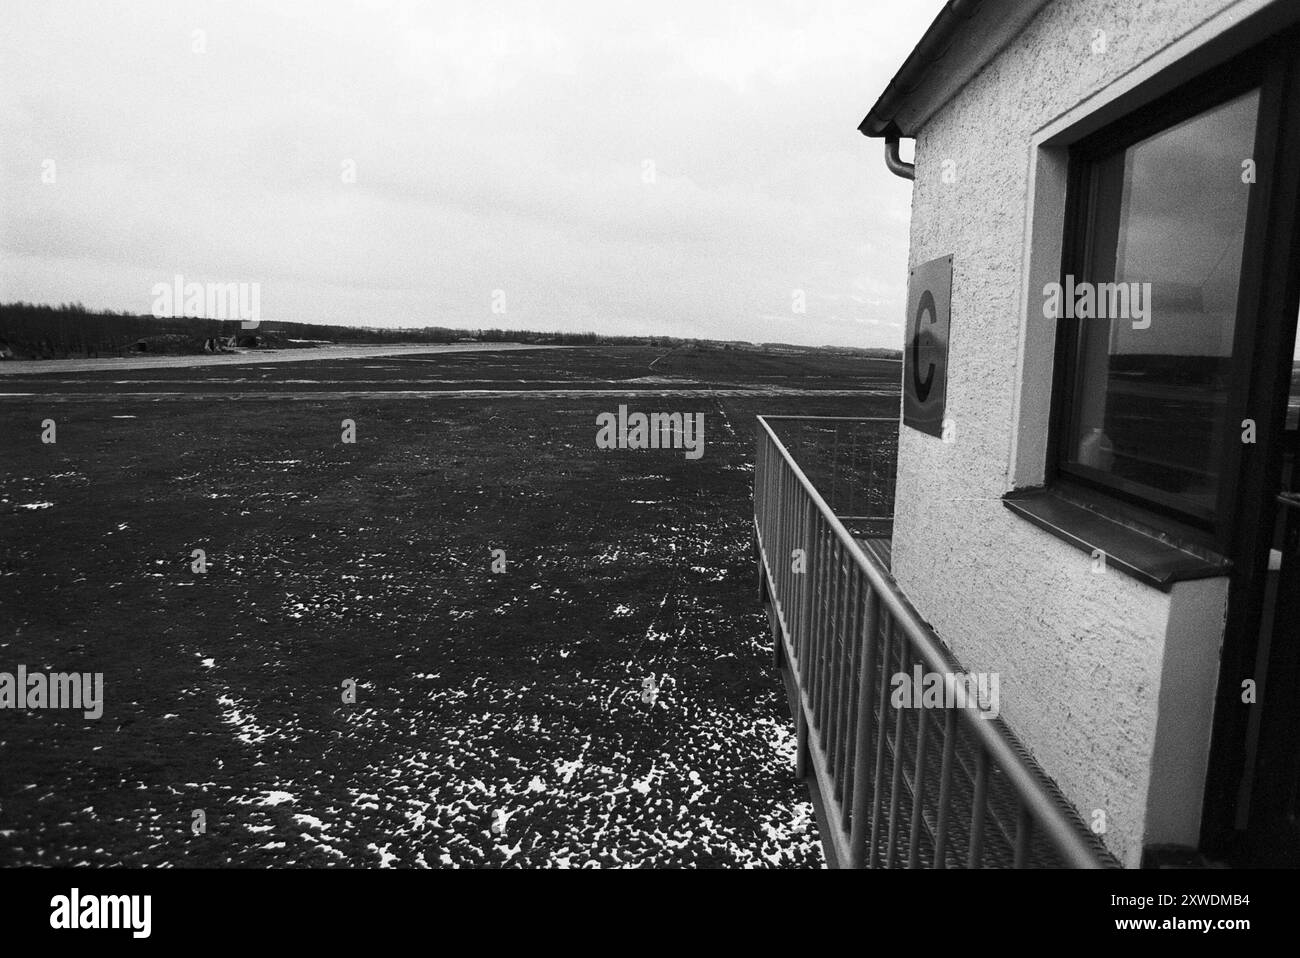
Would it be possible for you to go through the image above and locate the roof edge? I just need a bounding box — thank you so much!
[859,0,1052,138]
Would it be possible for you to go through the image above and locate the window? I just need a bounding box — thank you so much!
[1053,63,1268,537]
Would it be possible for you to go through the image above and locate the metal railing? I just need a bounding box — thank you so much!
[761,416,896,539]
[754,415,1117,868]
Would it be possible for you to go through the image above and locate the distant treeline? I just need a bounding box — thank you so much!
[0,301,903,360]
[0,302,637,358]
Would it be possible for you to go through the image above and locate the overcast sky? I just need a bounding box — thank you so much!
[0,0,942,348]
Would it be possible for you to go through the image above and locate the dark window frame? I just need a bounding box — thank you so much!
[1202,36,1300,862]
[1048,50,1277,552]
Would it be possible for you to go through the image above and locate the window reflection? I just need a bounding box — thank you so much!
[1068,89,1260,516]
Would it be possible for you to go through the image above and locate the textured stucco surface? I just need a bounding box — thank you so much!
[890,0,1247,867]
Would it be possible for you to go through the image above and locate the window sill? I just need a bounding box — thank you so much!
[1002,488,1230,591]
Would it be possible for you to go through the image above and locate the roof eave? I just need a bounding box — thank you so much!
[859,0,1053,139]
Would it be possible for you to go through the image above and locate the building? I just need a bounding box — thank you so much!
[754,0,1300,867]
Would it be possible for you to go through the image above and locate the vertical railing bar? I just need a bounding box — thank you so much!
[933,707,957,869]
[806,517,825,733]
[837,546,855,798]
[867,615,893,869]
[825,542,846,784]
[780,459,790,585]
[790,493,804,665]
[907,706,929,868]
[784,474,795,659]
[821,538,842,739]
[796,495,814,666]
[968,745,990,868]
[847,585,879,867]
[816,538,837,748]
[790,470,801,662]
[795,478,806,670]
[838,567,863,827]
[821,539,837,781]
[786,466,796,637]
[1014,802,1033,869]
[814,534,835,737]
[795,696,810,779]
[773,460,784,636]
[768,456,781,663]
[774,454,783,622]
[884,676,907,869]
[813,514,832,734]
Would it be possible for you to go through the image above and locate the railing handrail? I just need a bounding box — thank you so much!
[756,415,1108,869]
[759,415,898,422]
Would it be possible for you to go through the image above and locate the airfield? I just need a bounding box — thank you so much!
[0,343,899,867]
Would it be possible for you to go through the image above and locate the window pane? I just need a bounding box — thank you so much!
[1290,304,1300,432]
[1068,89,1259,516]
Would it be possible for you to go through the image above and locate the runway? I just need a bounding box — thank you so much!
[0,342,566,376]
[0,387,899,402]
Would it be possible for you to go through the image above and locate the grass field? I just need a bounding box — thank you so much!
[0,344,898,867]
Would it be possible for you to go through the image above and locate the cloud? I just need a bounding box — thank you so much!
[0,0,942,347]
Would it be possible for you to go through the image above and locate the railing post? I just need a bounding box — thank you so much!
[885,687,907,868]
[933,708,957,869]
[907,707,929,868]
[868,617,893,868]
[848,588,879,867]
[968,745,990,868]
[771,605,785,670]
[1014,803,1033,869]
[821,538,842,738]
[797,498,816,667]
[838,571,864,825]
[795,700,810,779]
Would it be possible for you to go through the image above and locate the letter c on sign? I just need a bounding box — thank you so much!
[912,289,937,402]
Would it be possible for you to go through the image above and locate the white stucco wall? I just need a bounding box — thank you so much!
[889,0,1259,866]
